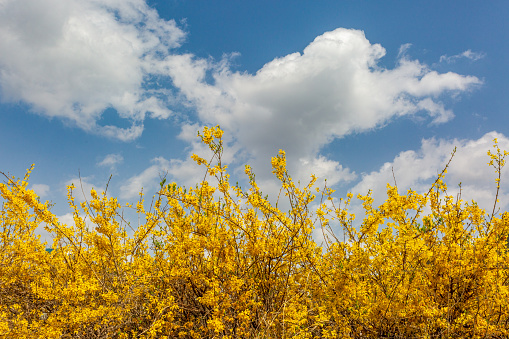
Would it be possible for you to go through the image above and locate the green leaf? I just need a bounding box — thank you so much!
[160,178,166,188]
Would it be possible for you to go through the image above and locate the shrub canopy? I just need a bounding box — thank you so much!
[1,126,509,338]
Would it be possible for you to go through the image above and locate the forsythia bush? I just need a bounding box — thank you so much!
[1,126,509,338]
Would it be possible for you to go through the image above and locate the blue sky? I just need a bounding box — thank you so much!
[1,0,508,245]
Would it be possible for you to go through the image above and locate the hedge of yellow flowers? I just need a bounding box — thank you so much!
[1,126,509,338]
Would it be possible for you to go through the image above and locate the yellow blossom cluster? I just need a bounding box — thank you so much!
[1,129,508,338]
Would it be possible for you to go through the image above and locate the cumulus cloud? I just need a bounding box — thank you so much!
[165,28,481,191]
[0,0,483,184]
[440,49,486,63]
[1,0,484,209]
[126,28,483,211]
[0,0,185,140]
[349,131,509,217]
[2,8,479,155]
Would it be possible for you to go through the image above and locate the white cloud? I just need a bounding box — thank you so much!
[397,43,412,59]
[295,156,357,187]
[0,2,483,189]
[0,0,185,140]
[440,49,486,63]
[416,98,453,124]
[97,153,124,171]
[166,28,481,189]
[349,131,509,218]
[2,1,485,215]
[129,28,483,215]
[119,157,170,199]
[31,183,50,197]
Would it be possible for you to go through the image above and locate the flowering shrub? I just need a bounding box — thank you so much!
[1,126,508,338]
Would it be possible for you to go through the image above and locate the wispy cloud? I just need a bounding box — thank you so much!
[440,49,486,63]
[397,43,412,59]
[97,153,124,171]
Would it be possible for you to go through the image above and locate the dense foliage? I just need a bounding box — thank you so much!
[1,126,508,338]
